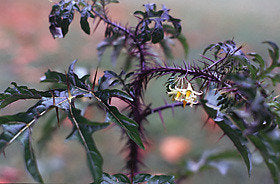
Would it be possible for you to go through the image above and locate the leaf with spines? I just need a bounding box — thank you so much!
[133,174,175,184]
[202,91,252,176]
[100,173,130,184]
[0,82,53,109]
[19,128,44,183]
[0,101,49,153]
[67,107,109,183]
[230,112,280,184]
[41,60,91,91]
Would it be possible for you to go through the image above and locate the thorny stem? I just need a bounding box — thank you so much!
[142,102,184,117]
[91,6,148,180]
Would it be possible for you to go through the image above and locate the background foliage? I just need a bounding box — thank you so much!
[0,0,280,183]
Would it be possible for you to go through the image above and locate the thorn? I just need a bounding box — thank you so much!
[216,133,226,143]
[201,117,210,130]
[183,60,187,69]
[92,17,102,34]
[158,111,166,132]
[163,98,168,105]
[65,71,72,99]
[50,89,60,127]
[171,104,175,117]
[92,66,99,92]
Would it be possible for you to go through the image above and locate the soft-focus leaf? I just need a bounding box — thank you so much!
[37,112,67,151]
[159,39,174,59]
[185,149,239,175]
[263,41,279,65]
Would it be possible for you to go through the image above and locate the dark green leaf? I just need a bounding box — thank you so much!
[133,174,175,184]
[248,52,265,73]
[67,107,107,183]
[151,21,164,44]
[20,129,44,183]
[0,102,49,152]
[80,16,90,35]
[248,135,279,184]
[100,173,129,184]
[95,89,133,102]
[37,112,67,151]
[263,41,279,65]
[202,93,252,176]
[0,82,52,109]
[105,105,144,149]
[41,60,90,91]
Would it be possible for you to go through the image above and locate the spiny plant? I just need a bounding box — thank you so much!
[1,0,280,183]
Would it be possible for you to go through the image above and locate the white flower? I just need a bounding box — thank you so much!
[167,77,203,107]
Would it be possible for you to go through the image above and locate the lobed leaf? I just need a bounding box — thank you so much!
[202,93,252,176]
[67,107,109,183]
[133,174,175,184]
[100,173,130,184]
[105,105,144,149]
[0,82,52,109]
[263,41,279,65]
[19,129,44,183]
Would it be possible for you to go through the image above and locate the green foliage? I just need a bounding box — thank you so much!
[100,173,175,184]
[1,1,280,184]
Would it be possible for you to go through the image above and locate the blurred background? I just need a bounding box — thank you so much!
[0,0,280,183]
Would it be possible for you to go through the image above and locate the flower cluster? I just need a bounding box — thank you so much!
[167,76,203,107]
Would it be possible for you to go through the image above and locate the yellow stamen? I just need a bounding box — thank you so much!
[186,90,191,98]
[183,100,187,108]
[176,92,181,99]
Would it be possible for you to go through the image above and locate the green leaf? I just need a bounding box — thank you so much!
[111,36,126,65]
[0,82,52,109]
[97,40,111,62]
[100,173,129,184]
[248,52,265,73]
[248,135,279,184]
[41,60,90,91]
[105,105,144,149]
[159,39,174,59]
[67,107,108,183]
[37,112,67,151]
[95,89,133,102]
[230,112,279,183]
[214,117,252,176]
[133,174,175,184]
[151,21,164,44]
[20,129,44,183]
[80,16,90,35]
[263,41,279,65]
[177,33,188,57]
[0,102,49,152]
[202,94,252,176]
